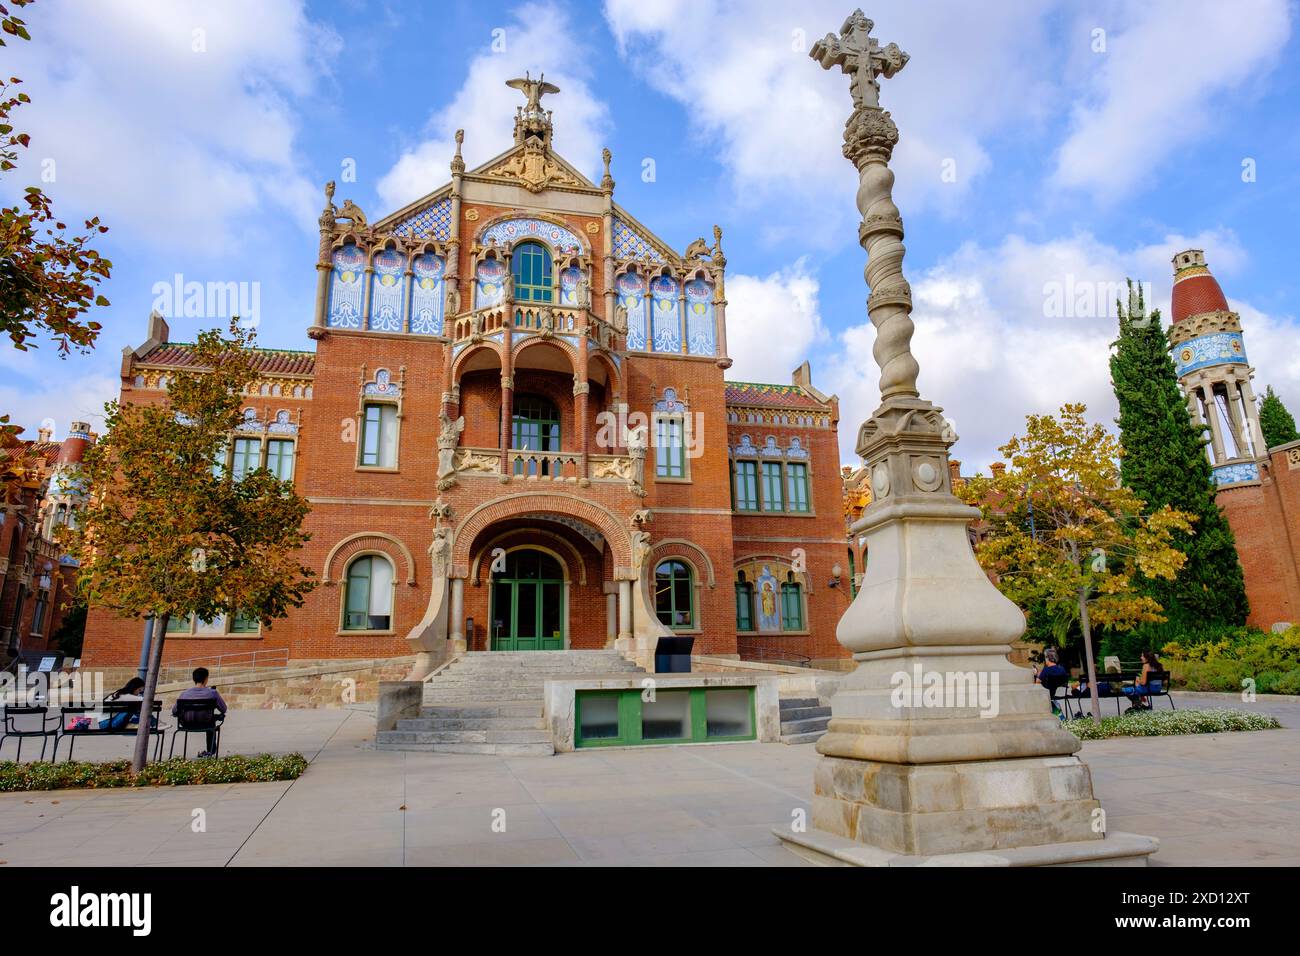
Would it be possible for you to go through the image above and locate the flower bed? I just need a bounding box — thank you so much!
[0,753,308,792]
[1065,708,1281,740]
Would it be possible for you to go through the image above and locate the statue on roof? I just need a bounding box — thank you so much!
[506,72,560,113]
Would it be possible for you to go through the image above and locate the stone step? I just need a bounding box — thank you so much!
[424,690,548,702]
[779,705,831,722]
[373,735,554,756]
[439,666,644,676]
[780,716,831,736]
[420,703,543,718]
[398,715,546,731]
[380,728,552,745]
[780,730,825,745]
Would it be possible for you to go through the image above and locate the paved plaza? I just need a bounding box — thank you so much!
[1,693,1298,867]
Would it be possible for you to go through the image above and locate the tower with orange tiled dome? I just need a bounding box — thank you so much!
[1168,249,1266,486]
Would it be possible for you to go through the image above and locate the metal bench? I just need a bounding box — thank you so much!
[52,701,167,763]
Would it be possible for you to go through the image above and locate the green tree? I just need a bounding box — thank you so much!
[1259,385,1299,450]
[68,323,316,772]
[959,404,1193,724]
[1108,282,1249,635]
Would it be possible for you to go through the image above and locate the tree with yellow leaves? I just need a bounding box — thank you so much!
[959,404,1193,724]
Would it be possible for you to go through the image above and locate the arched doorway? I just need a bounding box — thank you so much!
[490,548,566,650]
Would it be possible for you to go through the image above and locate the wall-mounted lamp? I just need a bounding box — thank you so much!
[828,563,843,588]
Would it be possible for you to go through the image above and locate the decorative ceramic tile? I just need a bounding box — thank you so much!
[1174,331,1248,376]
[392,198,452,241]
[612,217,666,263]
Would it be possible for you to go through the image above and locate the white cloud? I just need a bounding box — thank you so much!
[601,0,1060,237]
[375,2,610,213]
[725,259,827,385]
[3,0,337,255]
[820,228,1296,472]
[1052,0,1291,196]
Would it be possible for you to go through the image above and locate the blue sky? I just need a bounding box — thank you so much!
[4,0,1298,470]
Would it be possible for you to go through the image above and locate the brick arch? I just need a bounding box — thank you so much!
[450,340,504,385]
[451,493,632,575]
[513,334,577,369]
[323,532,416,585]
[651,538,716,587]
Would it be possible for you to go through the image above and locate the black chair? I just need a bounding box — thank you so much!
[0,706,61,762]
[1123,670,1175,712]
[1039,673,1075,720]
[53,701,166,763]
[169,699,225,759]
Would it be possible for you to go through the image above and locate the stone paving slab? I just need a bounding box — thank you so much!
[0,693,1296,866]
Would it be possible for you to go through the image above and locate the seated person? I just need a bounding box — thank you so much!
[172,667,228,758]
[1034,648,1069,715]
[99,677,145,730]
[1122,650,1162,712]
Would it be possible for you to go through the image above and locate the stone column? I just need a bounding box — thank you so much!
[448,577,465,653]
[500,322,514,475]
[617,579,633,644]
[1203,383,1227,463]
[605,588,618,648]
[779,10,1156,866]
[1239,377,1266,455]
[1224,379,1249,459]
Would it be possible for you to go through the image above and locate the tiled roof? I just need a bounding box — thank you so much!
[724,381,825,409]
[138,343,316,377]
[0,441,60,465]
[1171,269,1229,324]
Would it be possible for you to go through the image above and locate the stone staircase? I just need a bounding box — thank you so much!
[779,696,832,744]
[375,650,645,756]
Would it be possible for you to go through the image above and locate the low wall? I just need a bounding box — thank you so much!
[692,655,844,703]
[544,673,782,752]
[84,657,417,710]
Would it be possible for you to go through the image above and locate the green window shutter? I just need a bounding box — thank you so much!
[344,557,372,630]
[360,404,397,467]
[267,439,295,482]
[734,460,759,510]
[231,438,261,481]
[657,417,684,477]
[787,463,809,511]
[761,462,784,511]
[230,608,259,633]
[780,581,804,630]
[735,582,753,631]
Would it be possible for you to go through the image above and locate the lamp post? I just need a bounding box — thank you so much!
[775,9,1157,866]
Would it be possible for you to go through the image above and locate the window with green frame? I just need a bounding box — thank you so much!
[786,462,810,512]
[343,554,395,631]
[511,241,553,303]
[575,686,756,747]
[231,437,261,481]
[735,575,754,631]
[656,415,685,478]
[655,560,694,629]
[761,461,784,511]
[266,439,295,482]
[780,574,804,631]
[360,403,398,468]
[511,394,560,476]
[733,460,759,510]
[165,610,259,635]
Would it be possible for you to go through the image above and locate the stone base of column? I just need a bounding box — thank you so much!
[777,825,1157,867]
[404,652,439,681]
[450,638,467,656]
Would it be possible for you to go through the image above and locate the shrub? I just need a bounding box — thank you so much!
[1065,708,1281,740]
[1159,624,1300,694]
[0,753,307,792]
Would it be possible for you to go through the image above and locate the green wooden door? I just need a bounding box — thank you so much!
[490,550,564,650]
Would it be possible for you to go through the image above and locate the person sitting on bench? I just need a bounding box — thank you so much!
[100,677,145,730]
[172,668,228,757]
[1034,648,1069,716]
[1123,650,1161,712]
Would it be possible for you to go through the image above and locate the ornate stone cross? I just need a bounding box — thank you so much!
[810,9,908,110]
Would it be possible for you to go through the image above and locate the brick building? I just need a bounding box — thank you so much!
[0,422,91,662]
[81,79,853,674]
[1169,249,1300,630]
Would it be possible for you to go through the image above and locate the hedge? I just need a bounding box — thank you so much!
[0,753,308,792]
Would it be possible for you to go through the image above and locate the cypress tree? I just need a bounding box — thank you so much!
[1259,385,1300,450]
[1109,281,1249,631]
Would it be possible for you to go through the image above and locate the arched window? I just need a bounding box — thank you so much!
[735,571,754,632]
[512,241,553,303]
[780,572,804,631]
[655,560,694,630]
[343,555,394,631]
